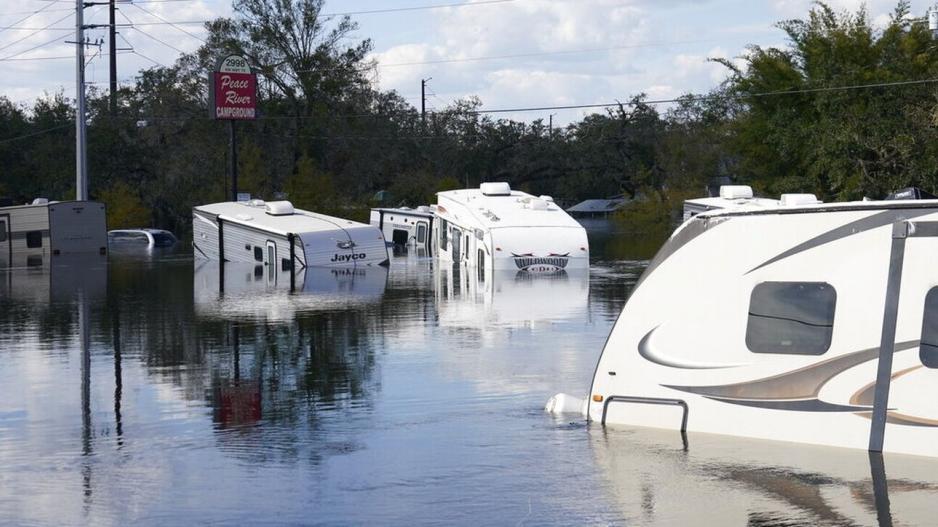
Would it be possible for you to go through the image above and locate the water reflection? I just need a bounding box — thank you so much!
[193,260,388,322]
[592,426,938,526]
[6,247,936,524]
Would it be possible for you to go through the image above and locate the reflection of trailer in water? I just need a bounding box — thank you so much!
[193,260,388,321]
[0,199,107,268]
[0,253,107,304]
[434,266,589,329]
[593,427,938,526]
[370,206,434,252]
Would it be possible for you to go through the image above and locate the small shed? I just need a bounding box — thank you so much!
[566,196,631,218]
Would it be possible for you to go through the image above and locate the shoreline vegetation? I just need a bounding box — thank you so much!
[1,1,936,239]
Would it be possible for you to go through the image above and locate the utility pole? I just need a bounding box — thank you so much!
[109,0,117,115]
[75,0,88,201]
[421,77,431,127]
[930,3,938,39]
[549,113,555,140]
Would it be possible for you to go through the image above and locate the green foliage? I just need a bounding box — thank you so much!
[99,181,152,228]
[727,0,938,199]
[3,0,936,239]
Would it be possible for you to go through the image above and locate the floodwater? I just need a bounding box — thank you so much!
[1,224,937,525]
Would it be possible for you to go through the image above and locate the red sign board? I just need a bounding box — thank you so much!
[210,55,257,120]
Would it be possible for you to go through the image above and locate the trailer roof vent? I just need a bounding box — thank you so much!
[780,193,822,207]
[719,185,753,200]
[31,198,49,205]
[248,199,266,208]
[480,182,511,196]
[265,201,295,216]
[417,205,431,213]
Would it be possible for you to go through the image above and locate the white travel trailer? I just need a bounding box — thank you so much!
[551,185,938,458]
[369,206,435,251]
[193,200,389,270]
[0,199,107,268]
[434,183,589,273]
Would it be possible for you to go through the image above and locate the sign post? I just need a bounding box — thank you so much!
[209,55,258,202]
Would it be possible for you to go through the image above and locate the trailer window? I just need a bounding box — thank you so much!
[0,220,6,242]
[920,288,938,368]
[416,223,427,244]
[440,219,448,251]
[26,231,42,248]
[254,246,263,262]
[746,282,836,355]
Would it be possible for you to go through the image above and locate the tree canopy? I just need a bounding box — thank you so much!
[1,1,937,234]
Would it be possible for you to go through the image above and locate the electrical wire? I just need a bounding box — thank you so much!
[102,0,520,28]
[471,77,938,114]
[323,0,517,17]
[132,49,165,66]
[0,124,71,145]
[130,25,186,54]
[129,2,206,43]
[0,31,68,61]
[0,1,55,37]
[0,10,73,54]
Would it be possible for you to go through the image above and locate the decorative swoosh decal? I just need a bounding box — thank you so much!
[747,210,933,275]
[703,396,872,412]
[638,327,746,370]
[850,366,938,427]
[664,341,919,400]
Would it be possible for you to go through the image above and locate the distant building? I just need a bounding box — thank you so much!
[566,195,631,218]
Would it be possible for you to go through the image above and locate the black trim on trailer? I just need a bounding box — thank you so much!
[0,213,10,264]
[602,395,689,437]
[287,232,296,292]
[378,210,384,232]
[192,242,208,258]
[217,217,225,261]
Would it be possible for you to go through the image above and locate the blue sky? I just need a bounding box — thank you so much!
[0,0,927,124]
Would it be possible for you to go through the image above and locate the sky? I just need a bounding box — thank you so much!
[0,0,930,125]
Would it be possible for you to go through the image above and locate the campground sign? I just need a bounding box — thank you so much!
[210,55,257,120]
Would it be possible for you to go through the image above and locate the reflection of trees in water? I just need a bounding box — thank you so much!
[582,218,666,262]
[104,258,389,465]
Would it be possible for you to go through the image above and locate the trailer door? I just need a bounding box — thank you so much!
[0,214,9,267]
[415,221,428,249]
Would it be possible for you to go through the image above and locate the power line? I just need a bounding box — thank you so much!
[97,0,520,28]
[0,31,68,61]
[132,49,164,66]
[128,2,205,43]
[323,0,517,17]
[0,124,71,145]
[0,51,131,61]
[0,1,55,37]
[0,8,73,17]
[0,10,73,54]
[470,78,938,114]
[130,25,185,54]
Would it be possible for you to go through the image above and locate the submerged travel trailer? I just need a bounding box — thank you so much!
[369,206,435,251]
[434,183,588,273]
[0,199,107,268]
[548,185,938,458]
[193,200,389,269]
